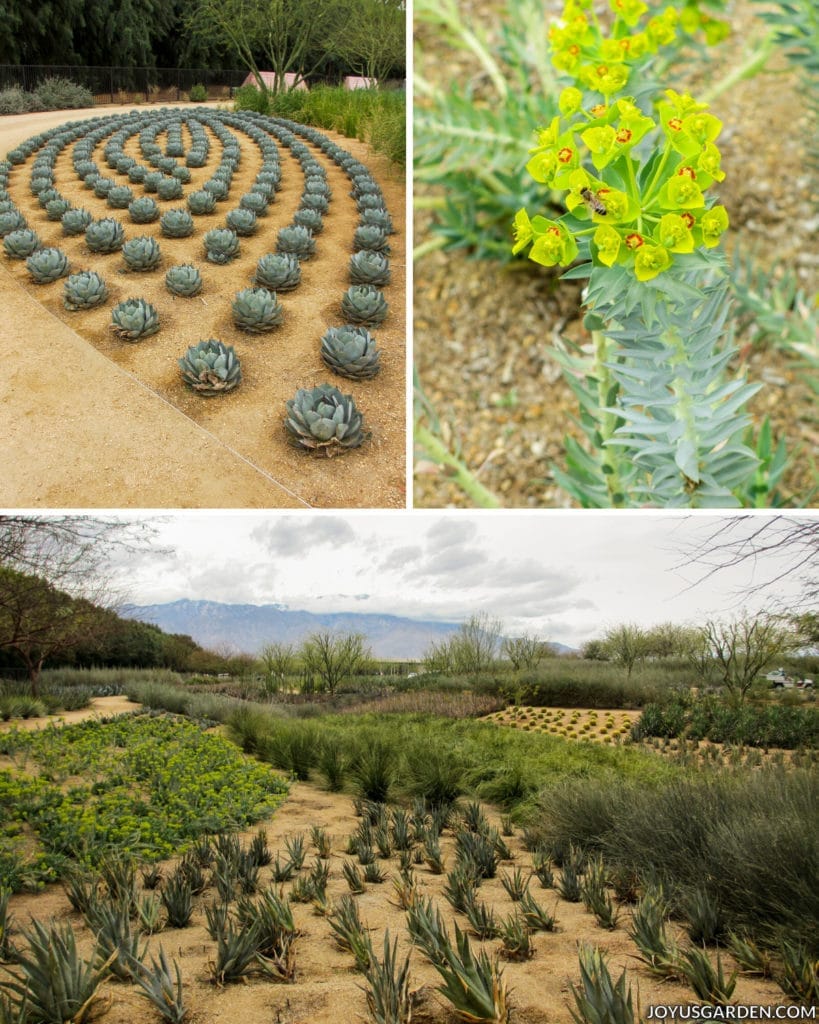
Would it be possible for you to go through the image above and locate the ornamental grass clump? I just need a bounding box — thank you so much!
[512,0,776,508]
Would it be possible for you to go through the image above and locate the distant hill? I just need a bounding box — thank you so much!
[121,599,576,661]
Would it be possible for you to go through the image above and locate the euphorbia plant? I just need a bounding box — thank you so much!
[513,0,780,508]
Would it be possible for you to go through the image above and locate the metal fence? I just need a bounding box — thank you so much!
[0,65,249,103]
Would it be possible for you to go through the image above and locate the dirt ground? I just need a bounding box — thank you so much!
[413,0,818,508]
[0,102,406,509]
[0,694,140,731]
[486,705,639,742]
[1,701,794,1021]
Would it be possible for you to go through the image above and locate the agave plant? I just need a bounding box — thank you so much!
[157,177,184,201]
[86,218,125,253]
[110,298,160,341]
[204,228,240,265]
[3,228,41,259]
[187,190,216,215]
[143,171,163,192]
[284,383,369,456]
[26,247,70,284]
[0,209,26,237]
[353,224,390,254]
[253,252,301,292]
[231,287,284,333]
[129,196,160,224]
[300,193,329,214]
[276,225,316,260]
[93,176,115,198]
[225,208,257,237]
[360,207,394,234]
[166,264,203,297]
[128,947,187,1024]
[341,285,388,326]
[239,192,268,215]
[61,207,93,236]
[321,325,381,380]
[64,270,108,311]
[179,339,242,395]
[203,178,229,200]
[45,198,72,221]
[349,250,390,286]
[160,208,195,238]
[293,207,323,234]
[122,236,162,272]
[107,184,134,209]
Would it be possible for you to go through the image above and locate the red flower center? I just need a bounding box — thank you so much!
[625,233,644,249]
[568,44,580,55]
[681,212,695,229]
[619,39,631,52]
[591,104,606,117]
[547,227,561,237]
[677,166,696,180]
[616,128,633,144]
[596,65,609,77]
[668,117,683,132]
[557,147,574,164]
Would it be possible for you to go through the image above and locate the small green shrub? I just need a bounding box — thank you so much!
[188,84,208,102]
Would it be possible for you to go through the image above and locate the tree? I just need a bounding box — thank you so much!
[0,568,112,694]
[701,611,799,704]
[602,623,648,679]
[259,642,297,692]
[582,638,610,661]
[299,631,372,695]
[680,516,818,607]
[502,633,547,671]
[188,0,344,93]
[330,0,405,84]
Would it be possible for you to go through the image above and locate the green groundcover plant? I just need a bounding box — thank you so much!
[511,0,782,508]
[0,713,288,890]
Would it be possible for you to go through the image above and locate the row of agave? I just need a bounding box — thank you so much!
[1,109,396,457]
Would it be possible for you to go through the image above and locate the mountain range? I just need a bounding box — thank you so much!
[121,599,573,661]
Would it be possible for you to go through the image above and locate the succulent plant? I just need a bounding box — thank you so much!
[160,208,195,238]
[225,208,257,237]
[166,263,203,297]
[129,196,160,224]
[45,198,72,221]
[179,339,241,395]
[0,209,26,236]
[83,173,101,191]
[3,228,41,259]
[239,192,268,215]
[253,252,301,292]
[63,270,108,311]
[300,193,329,215]
[285,384,369,456]
[187,190,216,215]
[360,207,394,233]
[128,164,147,184]
[122,236,162,272]
[293,208,323,234]
[276,225,316,260]
[341,285,388,327]
[349,250,390,286]
[204,228,240,265]
[110,298,160,341]
[143,171,163,192]
[30,174,53,194]
[93,177,116,198]
[107,185,134,209]
[157,177,184,201]
[321,325,381,380]
[24,249,69,291]
[353,224,390,254]
[85,218,125,253]
[231,286,284,333]
[357,193,384,213]
[171,165,192,183]
[204,178,229,200]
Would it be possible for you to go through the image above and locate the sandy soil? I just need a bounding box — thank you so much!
[486,706,640,742]
[0,694,140,731]
[0,103,406,508]
[4,778,790,1023]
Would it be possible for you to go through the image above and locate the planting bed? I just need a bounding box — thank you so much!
[486,705,639,743]
[2,779,791,1024]
[0,104,405,508]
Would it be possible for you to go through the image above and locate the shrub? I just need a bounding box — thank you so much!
[233,84,271,114]
[32,77,94,110]
[0,87,40,115]
[189,84,208,102]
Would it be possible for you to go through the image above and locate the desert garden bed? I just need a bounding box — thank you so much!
[0,104,405,508]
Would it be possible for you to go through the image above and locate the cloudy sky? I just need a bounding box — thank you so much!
[104,512,815,647]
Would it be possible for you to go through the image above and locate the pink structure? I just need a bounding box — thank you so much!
[344,76,375,90]
[241,71,308,91]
